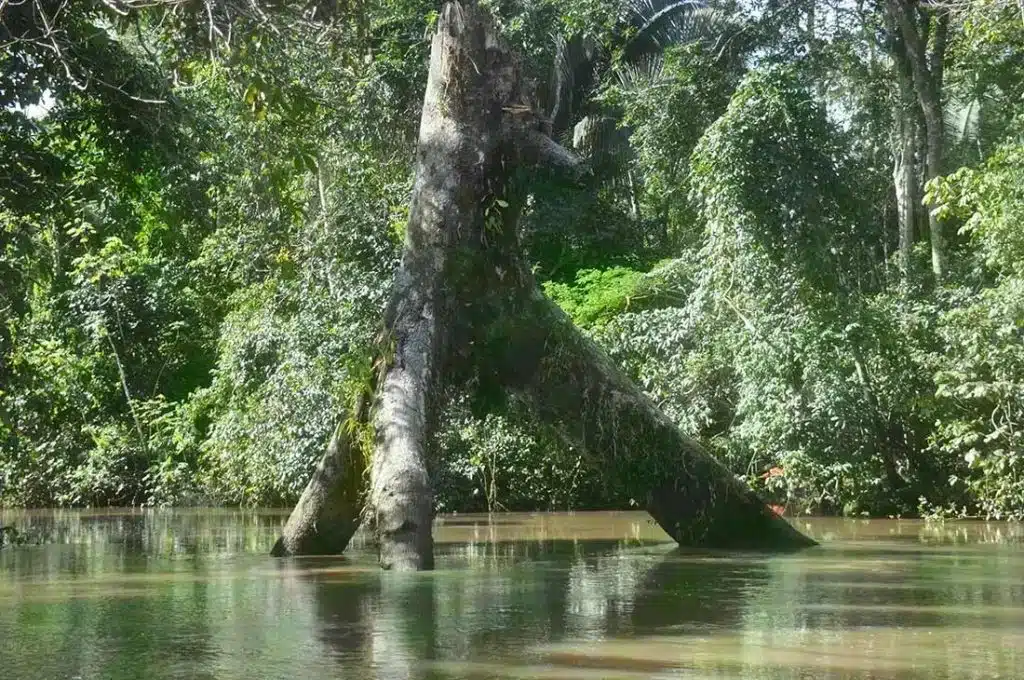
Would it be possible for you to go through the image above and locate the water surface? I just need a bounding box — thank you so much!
[1,510,1022,679]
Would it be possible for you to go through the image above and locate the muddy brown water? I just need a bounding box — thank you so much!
[1,510,1023,679]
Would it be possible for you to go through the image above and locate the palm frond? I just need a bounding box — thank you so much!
[614,53,666,92]
[622,1,733,58]
[945,95,980,144]
[621,0,704,27]
[548,32,602,132]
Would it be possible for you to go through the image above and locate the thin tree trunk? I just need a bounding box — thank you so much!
[922,103,945,279]
[550,34,596,138]
[104,322,146,451]
[806,0,816,54]
[851,351,907,501]
[894,121,916,280]
[891,49,918,282]
[888,0,949,282]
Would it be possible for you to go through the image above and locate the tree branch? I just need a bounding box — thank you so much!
[930,9,949,96]
[518,129,588,178]
[886,0,941,116]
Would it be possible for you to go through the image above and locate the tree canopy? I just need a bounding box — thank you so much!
[2,0,1024,521]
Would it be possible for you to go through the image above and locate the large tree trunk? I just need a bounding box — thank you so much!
[270,402,366,557]
[275,0,815,567]
[364,1,523,570]
[482,285,815,550]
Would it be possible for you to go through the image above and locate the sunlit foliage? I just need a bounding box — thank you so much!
[2,0,1024,519]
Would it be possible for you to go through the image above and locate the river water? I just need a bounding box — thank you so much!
[1,510,1022,679]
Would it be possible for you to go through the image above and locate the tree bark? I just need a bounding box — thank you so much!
[886,23,919,283]
[275,0,816,567]
[922,104,945,280]
[893,116,917,281]
[483,285,815,550]
[366,2,508,570]
[888,0,949,282]
[270,400,367,556]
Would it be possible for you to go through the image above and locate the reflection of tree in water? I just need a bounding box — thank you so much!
[304,541,1024,680]
[0,508,285,557]
[626,549,771,635]
[304,539,765,679]
[6,514,1024,680]
[299,529,1024,679]
[305,568,382,679]
[303,566,436,680]
[0,552,220,680]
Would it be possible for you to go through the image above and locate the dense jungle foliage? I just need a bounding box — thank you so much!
[2,0,1023,519]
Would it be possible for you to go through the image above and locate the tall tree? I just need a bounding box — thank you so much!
[886,18,922,282]
[886,0,950,282]
[273,0,815,569]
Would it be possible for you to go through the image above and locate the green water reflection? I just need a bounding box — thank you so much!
[1,510,1022,679]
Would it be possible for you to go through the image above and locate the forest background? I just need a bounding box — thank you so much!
[2,0,1023,520]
